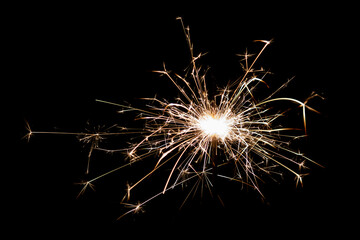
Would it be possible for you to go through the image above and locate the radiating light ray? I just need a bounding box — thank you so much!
[26,17,322,219]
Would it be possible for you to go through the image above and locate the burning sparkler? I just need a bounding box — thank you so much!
[26,17,322,219]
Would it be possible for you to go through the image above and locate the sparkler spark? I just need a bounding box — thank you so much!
[26,18,323,219]
[197,113,233,140]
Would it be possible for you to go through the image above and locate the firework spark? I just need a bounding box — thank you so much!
[27,17,322,219]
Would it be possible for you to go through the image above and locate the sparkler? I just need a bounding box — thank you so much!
[26,17,322,219]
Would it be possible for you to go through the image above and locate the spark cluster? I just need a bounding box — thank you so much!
[26,18,322,219]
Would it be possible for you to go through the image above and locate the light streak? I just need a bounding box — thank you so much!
[26,17,323,219]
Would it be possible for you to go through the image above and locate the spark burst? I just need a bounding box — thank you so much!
[26,18,322,219]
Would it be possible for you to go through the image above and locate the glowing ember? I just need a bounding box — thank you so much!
[197,114,233,140]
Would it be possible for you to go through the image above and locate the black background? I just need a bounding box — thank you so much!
[11,2,356,237]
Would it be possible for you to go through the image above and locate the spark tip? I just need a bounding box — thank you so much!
[254,39,273,45]
[23,120,33,142]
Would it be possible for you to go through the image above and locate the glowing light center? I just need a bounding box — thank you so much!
[197,114,232,140]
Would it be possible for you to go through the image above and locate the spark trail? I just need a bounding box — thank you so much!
[26,17,322,219]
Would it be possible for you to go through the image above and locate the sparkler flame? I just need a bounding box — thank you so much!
[26,17,323,219]
[197,113,233,140]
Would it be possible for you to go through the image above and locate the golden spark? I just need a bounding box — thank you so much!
[26,17,323,219]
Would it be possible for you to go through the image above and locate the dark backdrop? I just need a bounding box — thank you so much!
[12,2,355,237]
